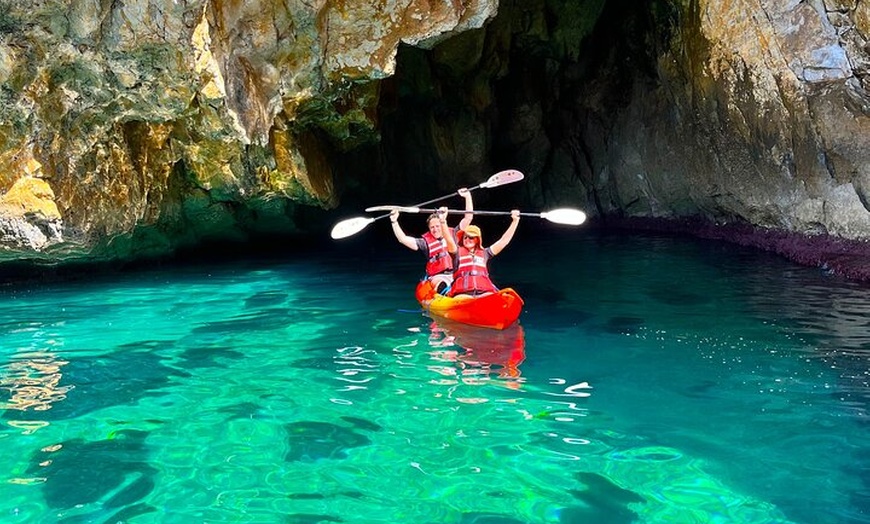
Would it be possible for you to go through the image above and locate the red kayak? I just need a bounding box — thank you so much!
[415,280,524,330]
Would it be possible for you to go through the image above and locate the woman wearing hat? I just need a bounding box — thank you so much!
[443,209,521,297]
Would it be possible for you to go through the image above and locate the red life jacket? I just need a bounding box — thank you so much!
[450,247,498,296]
[422,230,454,276]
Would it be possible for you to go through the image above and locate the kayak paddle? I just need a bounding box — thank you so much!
[329,169,524,239]
[363,206,588,226]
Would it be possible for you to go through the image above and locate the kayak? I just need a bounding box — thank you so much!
[415,280,524,330]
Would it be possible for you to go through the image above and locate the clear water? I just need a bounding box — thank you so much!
[1,227,868,524]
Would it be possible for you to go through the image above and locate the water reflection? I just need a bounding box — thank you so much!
[1,351,71,432]
[330,346,381,405]
[741,269,870,417]
[425,319,526,391]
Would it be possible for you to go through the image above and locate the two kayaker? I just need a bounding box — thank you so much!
[389,188,474,294]
[442,209,521,298]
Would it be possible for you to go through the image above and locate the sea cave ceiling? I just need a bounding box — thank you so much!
[0,0,868,276]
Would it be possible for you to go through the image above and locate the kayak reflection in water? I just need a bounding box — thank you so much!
[426,319,526,389]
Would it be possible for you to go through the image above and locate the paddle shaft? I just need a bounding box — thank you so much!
[371,183,486,222]
[412,208,534,218]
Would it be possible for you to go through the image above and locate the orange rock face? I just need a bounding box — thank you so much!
[0,0,497,263]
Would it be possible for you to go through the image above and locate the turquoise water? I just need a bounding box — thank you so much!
[1,228,868,523]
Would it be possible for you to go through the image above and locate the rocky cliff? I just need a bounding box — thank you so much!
[0,0,498,264]
[0,0,868,279]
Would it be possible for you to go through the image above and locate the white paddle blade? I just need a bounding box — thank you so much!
[479,169,524,189]
[540,208,587,226]
[364,205,422,213]
[330,217,375,239]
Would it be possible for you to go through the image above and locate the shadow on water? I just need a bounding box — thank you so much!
[562,472,645,524]
[518,304,594,331]
[242,290,290,309]
[215,401,264,422]
[1,337,250,430]
[644,284,711,307]
[175,344,246,368]
[190,307,298,334]
[28,429,158,520]
[284,420,381,462]
[600,316,645,336]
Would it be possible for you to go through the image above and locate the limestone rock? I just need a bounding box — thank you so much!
[0,176,63,251]
[559,0,870,240]
[0,0,868,280]
[0,0,497,264]
[347,0,870,279]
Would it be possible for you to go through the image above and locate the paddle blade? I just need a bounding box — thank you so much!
[479,169,524,189]
[330,217,375,239]
[540,208,587,226]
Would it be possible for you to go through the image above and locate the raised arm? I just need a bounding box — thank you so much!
[489,209,520,256]
[390,210,419,251]
[440,207,458,254]
[457,187,474,230]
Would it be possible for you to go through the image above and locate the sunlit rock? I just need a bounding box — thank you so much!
[0,176,63,251]
[0,0,497,264]
[0,0,867,279]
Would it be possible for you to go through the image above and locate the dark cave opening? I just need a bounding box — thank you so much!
[329,0,679,219]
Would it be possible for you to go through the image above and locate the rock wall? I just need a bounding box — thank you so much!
[593,0,870,240]
[348,0,870,279]
[475,0,870,241]
[0,0,496,264]
[0,0,868,277]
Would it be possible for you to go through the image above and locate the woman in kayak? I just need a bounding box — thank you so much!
[389,188,474,294]
[443,209,520,297]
